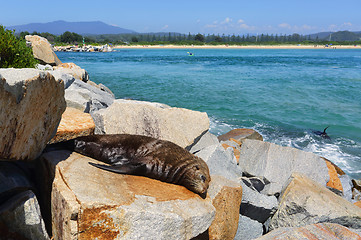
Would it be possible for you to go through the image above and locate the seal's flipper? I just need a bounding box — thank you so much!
[323,126,329,134]
[89,162,145,175]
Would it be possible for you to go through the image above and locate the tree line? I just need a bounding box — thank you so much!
[18,31,361,45]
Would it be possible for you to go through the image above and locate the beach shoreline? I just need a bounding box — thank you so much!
[114,44,361,49]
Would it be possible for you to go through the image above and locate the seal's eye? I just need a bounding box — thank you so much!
[201,175,206,182]
[194,166,200,170]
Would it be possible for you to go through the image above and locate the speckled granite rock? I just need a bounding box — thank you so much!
[92,99,209,149]
[40,150,215,239]
[0,68,65,161]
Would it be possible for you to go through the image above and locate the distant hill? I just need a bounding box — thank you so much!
[308,31,361,41]
[308,32,333,40]
[7,20,136,35]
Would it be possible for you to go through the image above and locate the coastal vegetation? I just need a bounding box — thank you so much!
[16,30,361,46]
[0,25,38,68]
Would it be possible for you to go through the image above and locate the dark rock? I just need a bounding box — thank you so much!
[241,176,267,193]
[0,190,49,240]
[240,181,278,223]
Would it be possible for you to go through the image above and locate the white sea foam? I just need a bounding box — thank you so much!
[209,117,236,136]
[269,133,361,178]
[210,118,361,178]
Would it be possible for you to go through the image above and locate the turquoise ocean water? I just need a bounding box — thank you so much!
[57,49,361,178]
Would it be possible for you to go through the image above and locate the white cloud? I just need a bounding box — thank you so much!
[239,23,251,30]
[278,23,291,29]
[221,17,232,24]
[205,24,218,29]
[161,25,169,30]
[277,23,317,34]
[204,17,256,33]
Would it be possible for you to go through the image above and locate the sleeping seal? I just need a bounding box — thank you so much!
[313,126,331,139]
[61,134,211,198]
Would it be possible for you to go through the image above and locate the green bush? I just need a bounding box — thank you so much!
[0,25,38,68]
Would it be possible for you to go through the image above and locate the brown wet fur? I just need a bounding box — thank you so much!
[63,134,211,197]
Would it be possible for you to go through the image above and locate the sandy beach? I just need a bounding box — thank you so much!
[114,44,361,49]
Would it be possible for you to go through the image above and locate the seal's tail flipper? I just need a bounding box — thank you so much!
[323,126,330,134]
[89,162,145,175]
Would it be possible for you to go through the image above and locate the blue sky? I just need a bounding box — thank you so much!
[2,0,360,34]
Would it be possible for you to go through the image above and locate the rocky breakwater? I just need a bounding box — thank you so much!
[1,40,361,239]
[38,99,222,239]
[0,68,66,239]
[212,129,361,239]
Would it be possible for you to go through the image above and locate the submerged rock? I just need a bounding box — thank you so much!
[218,128,263,143]
[0,68,65,161]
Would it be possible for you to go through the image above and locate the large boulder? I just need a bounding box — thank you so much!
[257,223,361,240]
[40,150,215,239]
[195,144,242,182]
[238,139,329,195]
[0,190,49,240]
[53,62,89,82]
[92,99,210,149]
[207,175,242,240]
[269,173,361,230]
[64,79,115,114]
[48,107,95,144]
[25,35,62,66]
[0,68,65,161]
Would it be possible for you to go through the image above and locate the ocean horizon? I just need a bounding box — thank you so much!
[57,48,361,178]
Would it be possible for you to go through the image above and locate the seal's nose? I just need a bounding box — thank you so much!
[199,191,207,199]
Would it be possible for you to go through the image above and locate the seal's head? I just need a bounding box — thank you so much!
[181,157,211,198]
